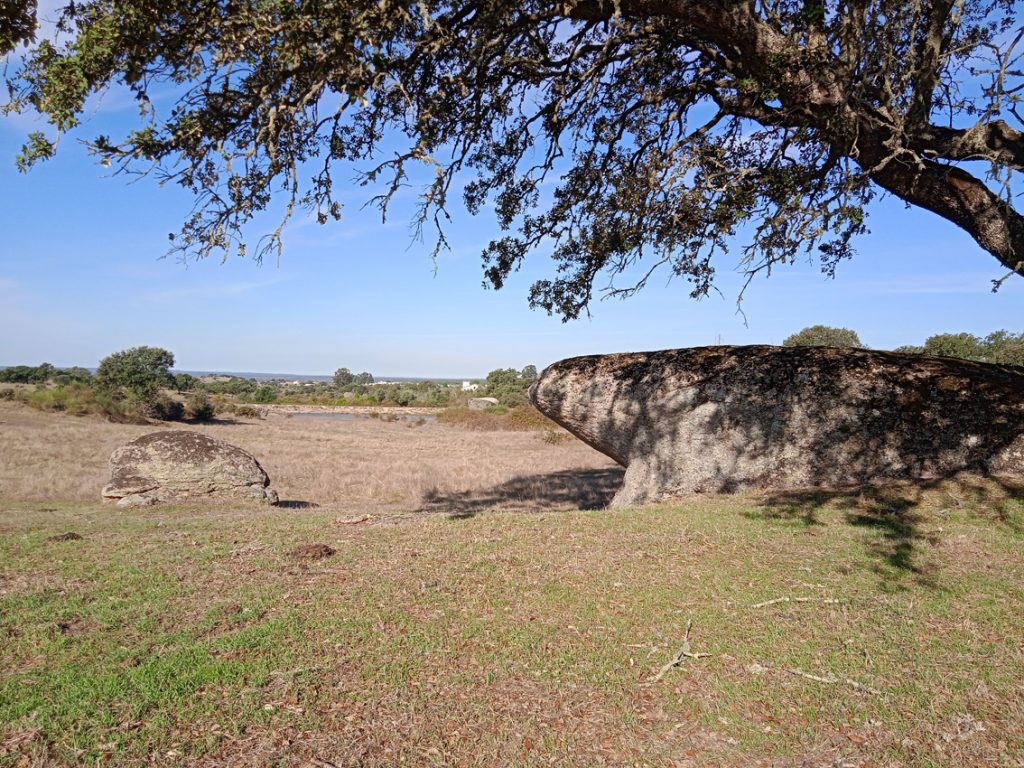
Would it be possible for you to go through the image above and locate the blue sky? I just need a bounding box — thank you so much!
[1,47,1021,377]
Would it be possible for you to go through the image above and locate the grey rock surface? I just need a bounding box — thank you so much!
[530,346,1024,507]
[115,493,159,509]
[102,430,278,506]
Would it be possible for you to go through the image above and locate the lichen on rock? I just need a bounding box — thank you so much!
[102,430,279,507]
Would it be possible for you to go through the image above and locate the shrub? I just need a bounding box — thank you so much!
[388,389,412,407]
[174,372,199,392]
[251,384,277,403]
[149,395,185,422]
[438,405,557,431]
[17,383,153,423]
[234,405,264,419]
[484,365,537,406]
[540,429,574,444]
[22,382,100,415]
[185,392,216,421]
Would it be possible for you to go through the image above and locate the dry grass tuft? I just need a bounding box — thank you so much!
[436,405,560,431]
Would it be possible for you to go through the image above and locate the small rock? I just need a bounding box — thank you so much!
[288,543,335,560]
[468,397,500,410]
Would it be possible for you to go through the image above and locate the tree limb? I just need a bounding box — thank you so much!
[912,120,1024,169]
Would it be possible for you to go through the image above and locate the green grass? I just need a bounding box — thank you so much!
[1,483,1022,766]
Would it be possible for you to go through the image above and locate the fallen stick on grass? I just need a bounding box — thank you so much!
[751,596,842,609]
[646,617,712,683]
[786,667,880,695]
[335,514,371,525]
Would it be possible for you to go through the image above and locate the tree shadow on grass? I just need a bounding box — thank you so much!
[749,476,1024,591]
[417,467,625,519]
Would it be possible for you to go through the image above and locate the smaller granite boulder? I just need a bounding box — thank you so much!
[102,430,278,506]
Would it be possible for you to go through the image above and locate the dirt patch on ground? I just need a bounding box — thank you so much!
[44,532,83,542]
[288,543,335,559]
[56,617,97,636]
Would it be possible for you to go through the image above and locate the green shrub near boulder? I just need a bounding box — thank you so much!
[185,392,216,421]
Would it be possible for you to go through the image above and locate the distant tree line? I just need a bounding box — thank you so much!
[8,331,1022,427]
[0,346,543,420]
[783,326,1024,366]
[0,363,91,385]
[0,346,214,423]
[893,331,1024,365]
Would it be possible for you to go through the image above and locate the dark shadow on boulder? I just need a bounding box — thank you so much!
[417,467,625,519]
[750,476,1024,590]
[277,500,321,509]
[531,346,1024,508]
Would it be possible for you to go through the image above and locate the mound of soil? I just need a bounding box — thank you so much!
[46,532,83,542]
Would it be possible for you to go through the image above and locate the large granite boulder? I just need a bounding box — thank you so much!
[530,346,1024,507]
[102,430,278,507]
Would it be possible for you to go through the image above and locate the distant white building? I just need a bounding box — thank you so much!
[462,381,480,392]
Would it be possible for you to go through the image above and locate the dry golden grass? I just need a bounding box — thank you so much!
[0,401,615,511]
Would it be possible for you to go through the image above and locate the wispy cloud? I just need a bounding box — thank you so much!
[143,275,288,302]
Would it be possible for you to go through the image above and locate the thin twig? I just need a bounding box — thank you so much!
[786,667,881,695]
[646,617,712,683]
[336,514,371,525]
[751,596,842,608]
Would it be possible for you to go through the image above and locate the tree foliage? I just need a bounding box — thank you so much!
[0,0,35,56]
[982,330,1024,365]
[251,384,278,403]
[0,362,56,384]
[4,2,1024,317]
[782,325,863,348]
[95,346,175,400]
[485,366,538,406]
[921,332,984,360]
[919,330,1024,364]
[333,368,374,387]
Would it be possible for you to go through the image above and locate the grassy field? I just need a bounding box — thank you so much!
[1,401,1023,767]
